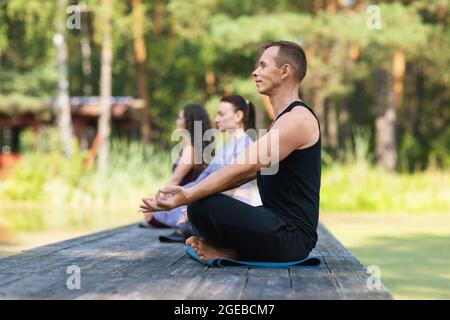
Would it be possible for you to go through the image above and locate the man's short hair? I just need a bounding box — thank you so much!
[260,40,307,83]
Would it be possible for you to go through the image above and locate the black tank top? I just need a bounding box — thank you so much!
[256,100,321,248]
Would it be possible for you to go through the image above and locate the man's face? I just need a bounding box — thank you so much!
[252,46,283,95]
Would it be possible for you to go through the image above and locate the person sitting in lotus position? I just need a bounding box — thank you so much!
[140,41,321,262]
[139,103,211,228]
[143,95,259,242]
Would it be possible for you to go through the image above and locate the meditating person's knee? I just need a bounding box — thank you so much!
[187,198,208,225]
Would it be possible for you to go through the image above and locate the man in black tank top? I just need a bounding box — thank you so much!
[140,40,321,262]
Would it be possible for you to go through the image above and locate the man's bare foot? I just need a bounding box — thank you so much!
[186,236,238,261]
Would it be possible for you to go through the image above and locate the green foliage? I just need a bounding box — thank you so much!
[321,160,450,213]
[6,0,55,43]
[3,0,56,69]
[0,63,58,97]
[0,130,172,207]
[431,126,450,169]
[398,132,427,172]
[321,129,450,213]
[0,128,85,202]
[369,3,429,50]
[0,94,50,118]
[168,0,218,40]
[1,128,448,214]
[0,8,8,51]
[1,0,450,173]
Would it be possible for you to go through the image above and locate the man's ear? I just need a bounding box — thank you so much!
[281,64,291,79]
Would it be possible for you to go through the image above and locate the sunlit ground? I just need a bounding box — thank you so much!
[321,213,450,300]
[0,205,449,300]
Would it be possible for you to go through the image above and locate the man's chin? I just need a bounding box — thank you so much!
[258,89,270,96]
[256,86,267,95]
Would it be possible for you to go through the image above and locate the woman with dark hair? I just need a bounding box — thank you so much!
[219,95,256,132]
[181,104,213,180]
[139,103,211,228]
[145,95,259,242]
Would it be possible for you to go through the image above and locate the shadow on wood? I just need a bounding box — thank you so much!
[0,223,393,300]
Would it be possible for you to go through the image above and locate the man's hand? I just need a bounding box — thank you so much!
[140,185,190,212]
[176,208,188,226]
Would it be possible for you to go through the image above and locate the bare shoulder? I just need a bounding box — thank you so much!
[275,106,319,131]
[272,106,320,149]
[291,106,319,129]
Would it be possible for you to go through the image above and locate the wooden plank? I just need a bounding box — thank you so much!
[61,231,188,300]
[242,268,293,300]
[0,224,131,262]
[0,225,134,274]
[0,223,393,300]
[323,257,393,300]
[0,226,172,299]
[187,268,248,300]
[315,224,355,259]
[74,254,208,300]
[290,268,344,300]
[0,225,158,274]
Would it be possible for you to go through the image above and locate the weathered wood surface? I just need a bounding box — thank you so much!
[0,223,393,300]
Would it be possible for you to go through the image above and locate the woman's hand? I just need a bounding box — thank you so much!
[140,185,190,212]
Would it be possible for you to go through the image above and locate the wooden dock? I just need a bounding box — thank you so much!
[0,223,393,299]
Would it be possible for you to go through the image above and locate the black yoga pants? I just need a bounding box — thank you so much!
[187,193,311,262]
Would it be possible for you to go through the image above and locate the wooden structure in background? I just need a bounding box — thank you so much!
[0,96,144,175]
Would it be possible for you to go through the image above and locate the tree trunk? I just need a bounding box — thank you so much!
[338,97,350,154]
[437,0,447,25]
[375,68,397,171]
[54,0,73,157]
[317,40,335,150]
[392,48,405,108]
[205,69,216,95]
[132,0,151,143]
[153,0,165,36]
[80,1,93,96]
[326,0,337,14]
[326,99,338,157]
[352,0,366,12]
[313,91,325,135]
[97,0,112,173]
[338,41,359,154]
[414,64,425,137]
[314,0,323,13]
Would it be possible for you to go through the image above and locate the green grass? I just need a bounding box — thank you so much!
[0,139,172,207]
[321,161,450,213]
[1,141,449,213]
[321,213,450,300]
[1,128,449,213]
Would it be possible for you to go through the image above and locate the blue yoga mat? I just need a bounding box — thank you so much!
[185,246,321,269]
